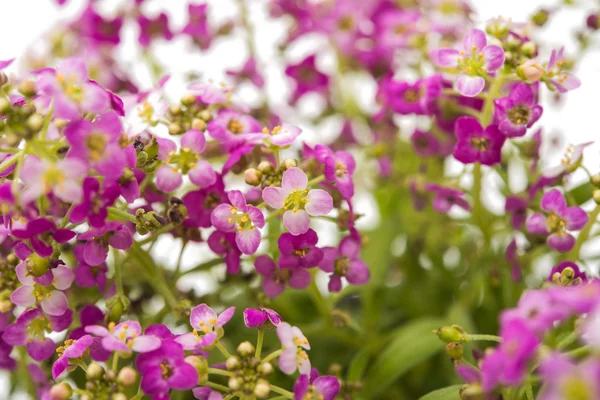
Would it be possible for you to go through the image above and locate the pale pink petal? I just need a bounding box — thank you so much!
[41,290,69,316]
[132,335,162,353]
[10,286,36,307]
[456,75,485,97]
[282,167,308,191]
[156,165,183,192]
[216,307,235,328]
[189,161,217,188]
[52,266,74,290]
[235,227,261,255]
[305,189,333,216]
[190,304,218,331]
[278,347,298,375]
[283,210,311,235]
[262,187,287,209]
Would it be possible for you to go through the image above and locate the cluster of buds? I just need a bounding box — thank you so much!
[244,159,298,188]
[165,94,212,135]
[0,254,19,312]
[134,137,159,174]
[134,208,168,235]
[225,341,273,398]
[0,97,44,145]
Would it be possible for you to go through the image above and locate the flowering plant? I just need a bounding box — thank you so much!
[1,1,600,399]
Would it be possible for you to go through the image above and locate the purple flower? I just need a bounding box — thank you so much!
[226,58,265,88]
[453,117,505,166]
[137,340,198,398]
[505,195,528,229]
[85,320,161,354]
[285,54,329,103]
[20,157,88,204]
[78,222,134,266]
[549,261,587,286]
[68,305,110,362]
[211,190,265,255]
[525,189,588,252]
[480,317,540,391]
[243,308,282,329]
[262,168,333,235]
[207,110,262,150]
[425,184,471,213]
[70,177,120,228]
[377,10,420,50]
[378,75,442,115]
[3,308,72,361]
[277,322,311,375]
[251,124,303,148]
[411,130,443,157]
[207,231,241,274]
[137,13,173,48]
[294,369,340,400]
[36,57,110,120]
[538,354,600,400]
[319,236,370,293]
[73,244,108,290]
[278,229,324,268]
[182,4,212,49]
[432,29,505,96]
[64,112,126,181]
[544,48,581,93]
[78,6,123,45]
[255,255,311,298]
[183,176,226,228]
[314,145,356,199]
[175,304,233,351]
[11,252,73,316]
[494,83,542,137]
[10,218,75,257]
[52,335,94,379]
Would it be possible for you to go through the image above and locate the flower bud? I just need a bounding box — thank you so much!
[0,300,13,313]
[435,325,467,343]
[143,139,159,160]
[228,377,242,391]
[49,383,72,400]
[459,384,485,400]
[257,161,275,174]
[244,168,262,186]
[27,114,44,132]
[18,80,36,97]
[587,14,599,30]
[0,97,11,114]
[199,110,212,121]
[168,105,182,116]
[167,197,188,224]
[280,158,298,170]
[254,379,270,398]
[26,253,50,278]
[517,60,544,83]
[591,174,600,188]
[328,363,342,376]
[521,41,537,58]
[236,341,255,357]
[86,362,105,381]
[111,394,127,400]
[117,366,137,386]
[105,296,130,324]
[531,8,550,27]
[593,189,600,205]
[168,123,183,135]
[181,93,197,106]
[226,356,241,371]
[445,342,463,360]
[136,151,149,168]
[258,362,273,375]
[192,118,206,131]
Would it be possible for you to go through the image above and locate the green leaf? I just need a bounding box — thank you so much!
[418,385,463,400]
[347,347,371,382]
[362,318,447,397]
[569,182,593,205]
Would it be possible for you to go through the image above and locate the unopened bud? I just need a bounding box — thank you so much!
[517,60,544,83]
[191,118,206,131]
[244,168,262,186]
[531,8,550,27]
[328,363,342,376]
[181,94,197,106]
[168,123,183,135]
[257,161,275,174]
[54,118,68,129]
[460,384,485,400]
[228,377,242,391]
[236,341,255,357]
[0,300,13,313]
[521,41,537,58]
[587,14,599,30]
[593,189,600,205]
[18,80,36,97]
[167,199,187,224]
[258,362,273,375]
[199,110,212,121]
[280,158,298,170]
[168,105,182,116]
[435,325,467,343]
[591,174,600,188]
[446,342,463,360]
[112,394,127,400]
[27,114,44,131]
[0,97,10,114]
[49,383,72,400]
[26,253,50,278]
[254,379,270,398]
[86,362,105,380]
[117,366,137,386]
[226,356,241,371]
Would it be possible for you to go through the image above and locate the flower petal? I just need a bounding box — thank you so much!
[482,45,505,72]
[262,187,287,209]
[547,233,575,253]
[456,75,485,97]
[41,291,69,316]
[282,167,308,191]
[541,189,566,214]
[525,213,550,235]
[305,189,333,216]
[283,210,311,235]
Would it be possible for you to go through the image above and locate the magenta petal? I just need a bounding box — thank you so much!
[282,167,308,191]
[482,45,505,72]
[263,278,285,298]
[101,335,130,353]
[289,268,311,289]
[347,260,370,285]
[314,376,341,400]
[547,233,575,252]
[457,75,485,97]
[156,165,183,192]
[235,227,261,255]
[83,240,108,266]
[283,210,311,235]
[85,325,110,337]
[211,204,236,232]
[328,275,343,292]
[216,307,235,328]
[168,361,198,390]
[305,189,333,216]
[181,129,206,153]
[541,189,566,214]
[0,59,15,69]
[52,356,69,379]
[562,207,588,230]
[41,290,69,316]
[525,213,550,235]
[28,338,56,361]
[254,255,276,276]
[262,187,287,209]
[132,335,161,353]
[243,309,268,328]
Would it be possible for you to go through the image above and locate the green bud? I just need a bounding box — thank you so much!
[531,9,550,27]
[143,139,159,160]
[0,97,11,114]
[136,151,149,168]
[435,325,467,343]
[49,382,72,400]
[199,110,212,121]
[26,253,51,278]
[593,190,600,205]
[112,394,127,400]
[446,342,463,360]
[181,94,197,106]
[191,118,206,131]
[18,80,36,97]
[105,296,130,324]
[236,341,255,357]
[27,114,44,132]
[86,362,105,381]
[244,168,262,186]
[521,41,537,58]
[460,384,485,400]
[281,158,298,170]
[257,161,275,174]
[168,104,182,116]
[168,123,183,135]
[591,174,600,188]
[167,197,187,224]
[254,379,270,398]
[226,356,240,371]
[185,355,209,383]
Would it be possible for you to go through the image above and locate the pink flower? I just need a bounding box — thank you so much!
[318,236,369,293]
[175,304,234,350]
[52,335,94,379]
[85,321,161,354]
[277,322,311,375]
[254,255,311,298]
[262,168,333,235]
[20,157,88,204]
[211,190,265,255]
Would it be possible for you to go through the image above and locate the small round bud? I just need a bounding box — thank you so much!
[112,394,127,400]
[26,253,51,278]
[27,114,44,131]
[593,189,600,205]
[168,123,183,135]
[49,383,72,400]
[18,80,36,97]
[257,161,275,174]
[0,300,13,313]
[168,105,182,116]
[117,366,137,386]
[435,325,467,343]
[191,118,206,131]
[521,41,537,58]
[199,110,212,121]
[236,341,255,357]
[181,93,197,106]
[254,379,271,398]
[280,158,298,170]
[517,60,544,83]
[446,342,463,360]
[105,370,116,381]
[591,174,600,188]
[258,362,273,375]
[0,97,11,114]
[228,377,242,391]
[81,395,91,400]
[587,14,599,30]
[86,362,105,380]
[328,363,342,376]
[460,384,485,400]
[226,356,241,371]
[244,168,263,186]
[0,72,8,87]
[531,8,550,27]
[54,118,68,129]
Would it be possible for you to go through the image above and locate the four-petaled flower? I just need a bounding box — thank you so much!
[453,116,505,166]
[319,236,370,293]
[294,369,341,400]
[494,83,543,138]
[277,322,311,375]
[52,335,94,379]
[85,321,161,354]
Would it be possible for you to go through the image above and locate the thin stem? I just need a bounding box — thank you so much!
[205,381,231,392]
[466,334,502,343]
[130,386,144,400]
[174,241,188,279]
[255,329,264,359]
[108,207,137,223]
[137,223,176,245]
[208,367,234,377]
[112,354,119,372]
[0,147,19,153]
[179,258,224,277]
[270,385,294,399]
[307,175,326,187]
[568,204,600,261]
[215,341,232,358]
[261,349,282,363]
[112,248,124,296]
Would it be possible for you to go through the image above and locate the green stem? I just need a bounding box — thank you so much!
[130,387,144,400]
[565,345,591,358]
[466,334,502,343]
[261,349,282,363]
[208,367,234,377]
[108,207,137,223]
[270,385,294,399]
[179,258,224,277]
[255,329,264,359]
[567,204,600,260]
[0,147,19,153]
[307,175,326,187]
[112,354,119,372]
[205,381,231,392]
[215,341,232,358]
[113,248,124,296]
[137,223,176,245]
